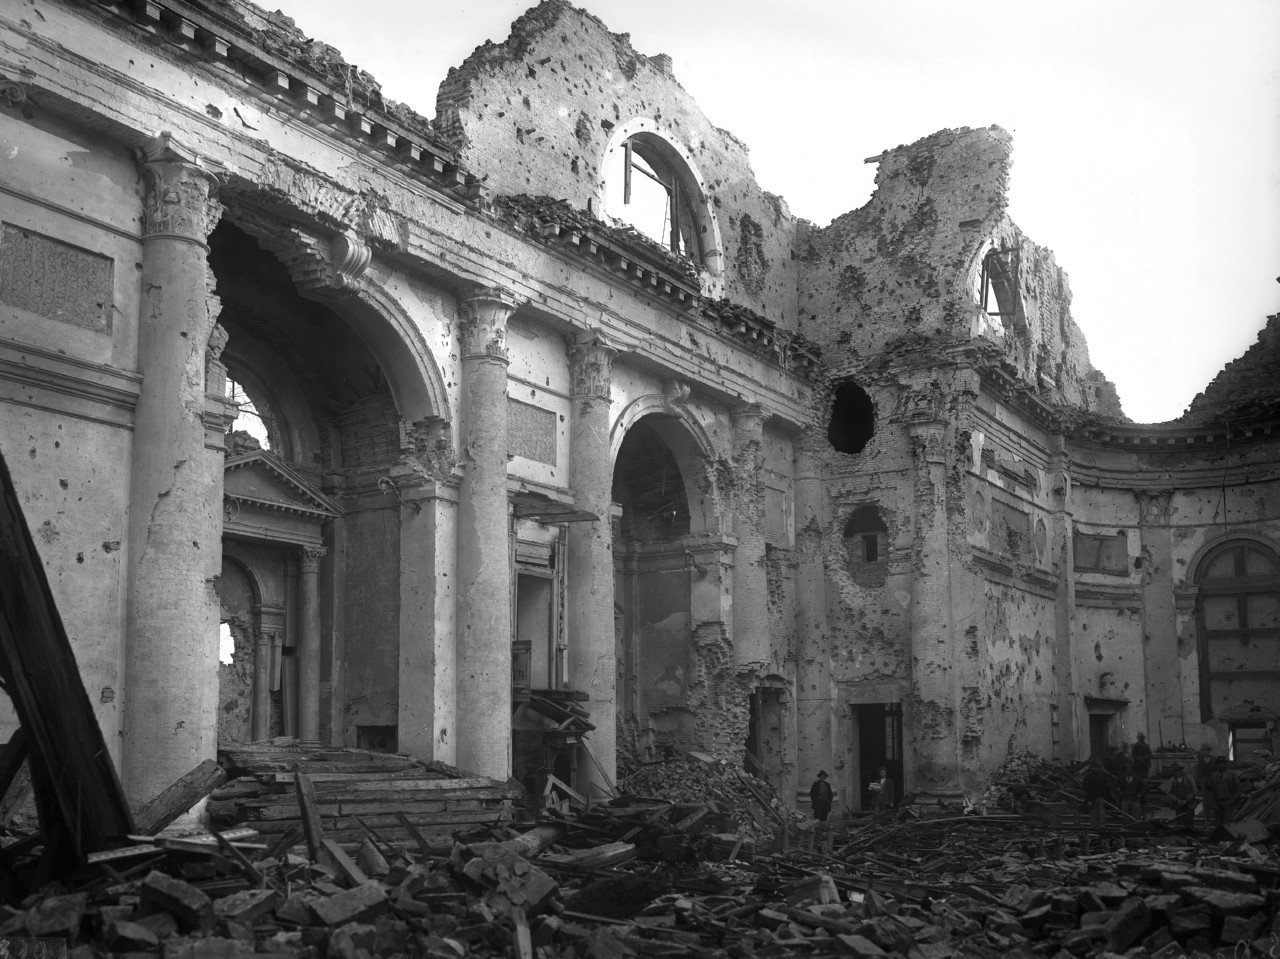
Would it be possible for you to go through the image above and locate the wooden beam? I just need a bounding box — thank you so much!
[0,448,134,867]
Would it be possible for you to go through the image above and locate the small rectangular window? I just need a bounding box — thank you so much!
[863,534,878,563]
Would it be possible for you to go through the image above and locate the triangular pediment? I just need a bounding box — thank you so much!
[224,452,342,519]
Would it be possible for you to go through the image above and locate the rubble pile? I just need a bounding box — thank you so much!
[619,755,798,843]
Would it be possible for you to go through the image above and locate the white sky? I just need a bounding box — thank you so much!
[266,0,1280,424]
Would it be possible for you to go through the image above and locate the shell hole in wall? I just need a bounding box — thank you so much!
[828,381,875,455]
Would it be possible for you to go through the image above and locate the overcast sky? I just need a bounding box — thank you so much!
[265,0,1280,425]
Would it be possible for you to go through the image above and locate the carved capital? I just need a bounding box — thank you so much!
[730,402,766,444]
[567,329,619,400]
[300,545,327,572]
[460,285,521,361]
[0,74,28,111]
[140,132,219,242]
[1137,490,1173,526]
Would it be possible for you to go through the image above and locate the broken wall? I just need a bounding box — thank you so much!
[435,0,800,325]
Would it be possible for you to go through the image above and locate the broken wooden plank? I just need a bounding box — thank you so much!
[293,767,325,861]
[132,759,228,835]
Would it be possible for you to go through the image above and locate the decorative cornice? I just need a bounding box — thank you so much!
[224,451,343,517]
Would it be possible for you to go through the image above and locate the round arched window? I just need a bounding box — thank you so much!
[1196,540,1280,721]
[225,376,276,452]
[603,132,706,262]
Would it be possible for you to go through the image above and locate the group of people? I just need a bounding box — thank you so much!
[1081,733,1243,831]
[808,767,896,823]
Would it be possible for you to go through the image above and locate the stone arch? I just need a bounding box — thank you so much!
[595,117,725,296]
[1187,528,1280,584]
[343,275,452,431]
[611,394,718,534]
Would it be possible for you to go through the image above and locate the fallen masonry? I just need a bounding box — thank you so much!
[3,746,1280,958]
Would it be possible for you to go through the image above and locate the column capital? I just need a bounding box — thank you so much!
[567,329,620,400]
[730,402,766,442]
[300,545,327,572]
[459,285,522,361]
[140,132,219,243]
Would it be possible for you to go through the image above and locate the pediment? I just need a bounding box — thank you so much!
[224,452,341,520]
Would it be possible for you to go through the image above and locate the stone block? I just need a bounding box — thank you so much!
[162,936,256,959]
[1180,886,1266,916]
[213,889,280,926]
[1104,898,1150,951]
[308,881,389,927]
[275,893,315,925]
[25,892,88,940]
[835,933,887,957]
[328,922,377,959]
[106,919,160,950]
[1219,913,1264,945]
[141,872,213,932]
[1168,907,1210,940]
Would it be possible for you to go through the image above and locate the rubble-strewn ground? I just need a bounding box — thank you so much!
[1,750,1278,958]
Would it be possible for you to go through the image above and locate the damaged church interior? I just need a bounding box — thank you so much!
[1,0,1280,951]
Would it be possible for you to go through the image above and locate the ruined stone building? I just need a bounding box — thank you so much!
[1,0,1277,814]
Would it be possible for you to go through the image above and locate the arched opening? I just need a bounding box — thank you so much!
[978,246,1023,334]
[612,415,700,762]
[210,220,439,751]
[604,134,703,260]
[1195,540,1280,731]
[828,381,875,455]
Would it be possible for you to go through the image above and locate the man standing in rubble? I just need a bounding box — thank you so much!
[1081,757,1110,830]
[1130,732,1152,781]
[869,766,895,822]
[1168,763,1199,830]
[1205,757,1242,830]
[809,770,834,823]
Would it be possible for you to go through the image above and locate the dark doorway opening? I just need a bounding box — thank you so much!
[853,703,903,812]
[744,688,785,788]
[1088,713,1112,759]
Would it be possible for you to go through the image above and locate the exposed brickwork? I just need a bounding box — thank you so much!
[1182,312,1280,426]
[435,0,801,326]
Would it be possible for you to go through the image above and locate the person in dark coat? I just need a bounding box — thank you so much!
[1206,757,1243,830]
[1130,732,1152,780]
[1081,758,1110,829]
[809,770,833,822]
[870,767,895,821]
[1168,763,1199,830]
[1118,765,1145,819]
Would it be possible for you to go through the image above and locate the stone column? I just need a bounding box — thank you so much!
[905,409,959,797]
[251,628,271,742]
[455,286,520,779]
[794,431,833,791]
[298,546,326,745]
[730,404,769,670]
[566,330,620,793]
[122,133,223,803]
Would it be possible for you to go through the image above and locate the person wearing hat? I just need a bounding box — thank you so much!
[809,770,833,823]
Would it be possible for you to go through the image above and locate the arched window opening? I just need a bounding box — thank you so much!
[1196,541,1280,722]
[612,419,691,543]
[980,247,1021,322]
[827,382,875,455]
[843,504,890,588]
[604,135,703,261]
[225,376,275,452]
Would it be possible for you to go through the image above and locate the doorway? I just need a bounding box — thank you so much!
[851,703,903,812]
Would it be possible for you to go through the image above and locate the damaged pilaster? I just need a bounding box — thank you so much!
[730,402,769,670]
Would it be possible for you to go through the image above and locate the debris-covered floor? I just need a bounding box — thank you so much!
[2,747,1279,959]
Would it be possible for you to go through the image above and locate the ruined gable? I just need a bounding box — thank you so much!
[434,0,800,326]
[800,126,1124,420]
